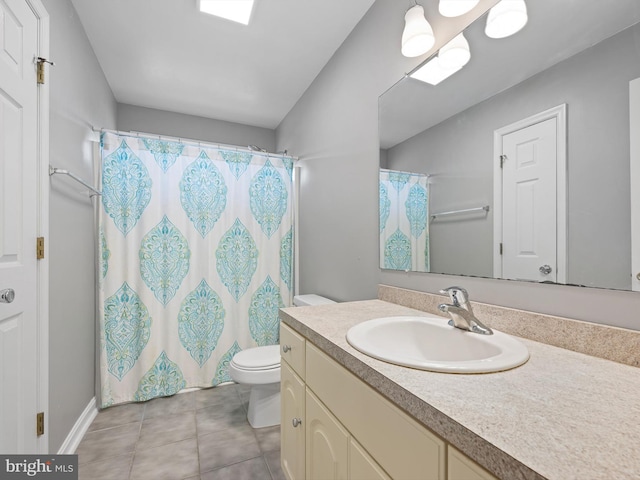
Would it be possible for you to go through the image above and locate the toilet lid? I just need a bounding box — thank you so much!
[231,345,280,370]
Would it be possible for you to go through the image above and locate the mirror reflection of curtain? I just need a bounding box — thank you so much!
[379,170,430,272]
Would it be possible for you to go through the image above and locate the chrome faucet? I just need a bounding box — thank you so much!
[438,286,493,335]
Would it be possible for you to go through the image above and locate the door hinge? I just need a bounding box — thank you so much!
[36,237,45,259]
[36,412,45,436]
[499,155,507,168]
[499,243,503,255]
[36,57,55,85]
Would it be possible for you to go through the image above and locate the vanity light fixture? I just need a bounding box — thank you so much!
[485,0,528,39]
[438,0,479,18]
[401,3,435,57]
[199,0,255,25]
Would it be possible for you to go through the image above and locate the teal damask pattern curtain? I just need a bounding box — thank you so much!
[97,132,294,407]
[379,169,430,272]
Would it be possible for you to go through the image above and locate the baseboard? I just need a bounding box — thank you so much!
[57,397,98,454]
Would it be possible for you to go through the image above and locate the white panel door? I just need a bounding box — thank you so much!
[0,0,39,453]
[630,78,640,291]
[501,117,557,282]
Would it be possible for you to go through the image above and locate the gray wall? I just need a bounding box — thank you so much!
[117,104,276,153]
[276,0,487,302]
[277,0,640,330]
[387,23,640,289]
[43,0,117,452]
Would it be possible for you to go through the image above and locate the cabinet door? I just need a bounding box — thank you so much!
[448,447,498,480]
[349,439,391,480]
[281,361,305,480]
[306,389,349,480]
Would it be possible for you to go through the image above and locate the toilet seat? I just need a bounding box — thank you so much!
[229,345,281,385]
[231,345,280,370]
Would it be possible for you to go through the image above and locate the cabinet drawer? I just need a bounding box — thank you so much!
[280,322,306,378]
[448,447,498,480]
[306,343,446,480]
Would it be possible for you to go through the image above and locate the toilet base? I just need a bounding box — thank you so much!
[247,382,281,428]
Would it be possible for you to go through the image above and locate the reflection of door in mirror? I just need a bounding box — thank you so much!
[493,105,567,283]
[379,170,430,272]
[631,78,640,292]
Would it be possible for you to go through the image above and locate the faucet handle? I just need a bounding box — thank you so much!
[439,286,469,306]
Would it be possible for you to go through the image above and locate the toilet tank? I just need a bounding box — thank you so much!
[293,294,336,307]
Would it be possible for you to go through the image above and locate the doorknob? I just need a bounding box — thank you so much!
[0,288,15,303]
[539,265,552,275]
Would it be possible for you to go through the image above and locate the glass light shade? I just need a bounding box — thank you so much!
[438,33,470,70]
[485,0,528,39]
[401,5,435,58]
[438,0,480,17]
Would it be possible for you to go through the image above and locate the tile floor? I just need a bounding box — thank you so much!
[76,383,285,480]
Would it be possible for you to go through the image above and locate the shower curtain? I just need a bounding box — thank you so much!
[97,132,294,407]
[379,169,430,272]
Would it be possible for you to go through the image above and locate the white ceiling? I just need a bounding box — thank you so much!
[71,0,376,129]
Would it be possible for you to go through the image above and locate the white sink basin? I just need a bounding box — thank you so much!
[346,315,529,374]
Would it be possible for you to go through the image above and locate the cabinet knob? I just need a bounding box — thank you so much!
[282,345,291,353]
[292,418,302,427]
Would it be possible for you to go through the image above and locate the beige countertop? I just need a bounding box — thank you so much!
[280,299,640,480]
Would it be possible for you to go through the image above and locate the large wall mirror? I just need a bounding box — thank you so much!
[379,0,640,292]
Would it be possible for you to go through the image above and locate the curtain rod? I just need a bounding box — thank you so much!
[430,205,490,220]
[49,165,102,196]
[380,168,431,178]
[94,127,297,160]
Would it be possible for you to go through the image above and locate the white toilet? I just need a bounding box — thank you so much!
[229,294,335,428]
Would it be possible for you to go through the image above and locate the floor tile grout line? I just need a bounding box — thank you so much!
[77,451,136,470]
[263,454,277,480]
[85,422,139,434]
[127,407,144,480]
[195,393,202,477]
[198,453,266,477]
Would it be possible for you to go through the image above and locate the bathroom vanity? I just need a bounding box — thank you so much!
[279,288,640,480]
[281,321,494,480]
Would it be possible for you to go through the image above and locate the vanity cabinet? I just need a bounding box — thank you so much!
[280,322,498,480]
